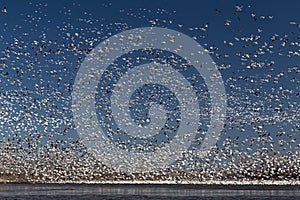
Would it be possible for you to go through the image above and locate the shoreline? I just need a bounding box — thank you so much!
[1,179,300,186]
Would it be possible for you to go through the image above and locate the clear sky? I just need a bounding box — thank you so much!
[0,0,299,167]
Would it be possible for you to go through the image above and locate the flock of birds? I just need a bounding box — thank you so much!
[0,2,299,182]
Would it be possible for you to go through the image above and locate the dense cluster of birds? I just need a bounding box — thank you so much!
[0,2,299,183]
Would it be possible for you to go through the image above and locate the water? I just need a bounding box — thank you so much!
[0,184,299,200]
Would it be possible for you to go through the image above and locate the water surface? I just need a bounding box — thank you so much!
[0,183,299,199]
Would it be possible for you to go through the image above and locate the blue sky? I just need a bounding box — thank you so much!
[0,0,299,162]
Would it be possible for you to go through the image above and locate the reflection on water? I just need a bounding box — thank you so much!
[0,184,299,199]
